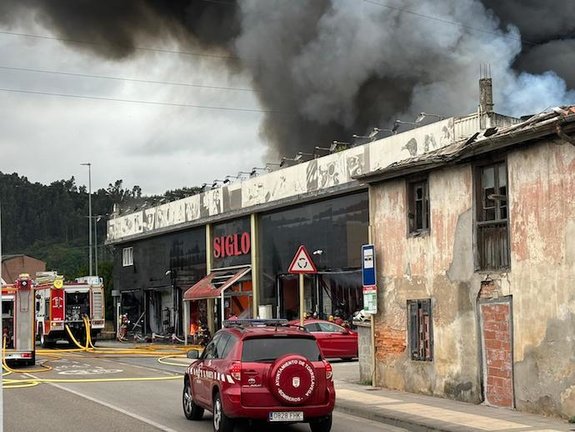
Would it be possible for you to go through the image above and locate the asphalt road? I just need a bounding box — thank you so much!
[3,347,408,432]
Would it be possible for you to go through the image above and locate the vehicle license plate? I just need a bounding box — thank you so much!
[269,411,304,422]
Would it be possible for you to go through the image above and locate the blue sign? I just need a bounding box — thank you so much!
[361,244,376,286]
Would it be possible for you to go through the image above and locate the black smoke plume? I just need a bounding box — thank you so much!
[2,0,574,159]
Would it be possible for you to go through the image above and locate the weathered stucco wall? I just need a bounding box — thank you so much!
[371,137,575,419]
[372,166,483,403]
[507,141,575,418]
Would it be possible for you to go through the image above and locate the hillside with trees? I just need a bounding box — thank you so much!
[0,171,200,318]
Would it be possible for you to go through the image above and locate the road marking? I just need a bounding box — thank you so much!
[26,374,181,432]
[58,368,123,375]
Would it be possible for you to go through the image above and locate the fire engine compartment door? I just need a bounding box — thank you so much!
[2,296,15,349]
[91,286,105,321]
[4,290,34,352]
[65,289,90,322]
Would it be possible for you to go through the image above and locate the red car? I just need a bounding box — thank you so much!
[290,319,358,360]
[183,319,335,432]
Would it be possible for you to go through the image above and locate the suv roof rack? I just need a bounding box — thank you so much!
[223,319,289,328]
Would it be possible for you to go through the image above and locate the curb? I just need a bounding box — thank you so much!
[334,398,450,432]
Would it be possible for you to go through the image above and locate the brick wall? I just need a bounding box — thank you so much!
[375,324,406,360]
[481,302,513,408]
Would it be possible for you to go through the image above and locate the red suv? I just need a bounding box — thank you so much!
[182,319,335,432]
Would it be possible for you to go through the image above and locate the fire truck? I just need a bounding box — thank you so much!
[34,272,105,347]
[2,274,36,365]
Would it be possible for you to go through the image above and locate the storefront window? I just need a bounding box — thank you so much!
[258,192,368,315]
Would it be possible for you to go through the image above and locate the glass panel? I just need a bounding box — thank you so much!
[212,217,251,268]
[241,337,322,362]
[258,192,368,306]
[317,322,343,332]
[118,227,206,297]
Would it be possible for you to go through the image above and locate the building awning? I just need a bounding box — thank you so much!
[183,266,251,301]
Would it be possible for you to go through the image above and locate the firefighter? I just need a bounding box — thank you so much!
[118,314,129,341]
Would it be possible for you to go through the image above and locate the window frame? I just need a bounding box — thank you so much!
[407,298,433,361]
[122,247,134,267]
[407,176,430,236]
[474,160,510,271]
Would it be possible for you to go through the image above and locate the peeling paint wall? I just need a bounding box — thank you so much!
[108,117,471,242]
[371,137,575,419]
[508,141,575,418]
[372,166,482,403]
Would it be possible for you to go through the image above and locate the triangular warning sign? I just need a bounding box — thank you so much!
[288,245,317,274]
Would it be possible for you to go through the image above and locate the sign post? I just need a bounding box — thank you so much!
[288,245,317,326]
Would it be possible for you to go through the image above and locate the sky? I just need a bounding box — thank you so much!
[0,21,266,195]
[1,0,574,196]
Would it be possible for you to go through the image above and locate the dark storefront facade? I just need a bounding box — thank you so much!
[113,228,206,336]
[112,191,368,337]
[258,193,369,320]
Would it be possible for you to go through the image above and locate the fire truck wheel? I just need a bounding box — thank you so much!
[39,330,53,348]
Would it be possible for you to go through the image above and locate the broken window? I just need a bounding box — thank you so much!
[408,298,433,361]
[407,178,430,234]
[476,161,509,270]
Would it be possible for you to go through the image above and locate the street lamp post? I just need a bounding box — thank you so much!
[81,163,93,276]
[94,215,103,277]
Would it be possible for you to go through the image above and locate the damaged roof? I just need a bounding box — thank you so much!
[354,106,575,183]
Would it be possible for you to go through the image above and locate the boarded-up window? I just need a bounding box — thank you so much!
[407,298,433,361]
[476,162,509,270]
[407,178,430,234]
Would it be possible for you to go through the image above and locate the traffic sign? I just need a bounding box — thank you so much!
[362,244,376,286]
[288,245,317,274]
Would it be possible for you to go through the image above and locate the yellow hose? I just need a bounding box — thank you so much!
[3,319,199,389]
[2,336,52,374]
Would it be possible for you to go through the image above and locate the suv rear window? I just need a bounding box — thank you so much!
[241,337,322,362]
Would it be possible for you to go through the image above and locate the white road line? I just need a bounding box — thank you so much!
[25,373,180,432]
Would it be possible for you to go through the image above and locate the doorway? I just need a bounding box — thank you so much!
[479,296,514,408]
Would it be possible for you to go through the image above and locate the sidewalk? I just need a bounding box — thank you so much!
[332,362,573,432]
[95,342,573,431]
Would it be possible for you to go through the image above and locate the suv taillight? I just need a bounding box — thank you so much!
[230,361,242,381]
[324,361,333,380]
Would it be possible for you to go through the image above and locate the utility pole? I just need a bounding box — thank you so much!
[81,163,93,275]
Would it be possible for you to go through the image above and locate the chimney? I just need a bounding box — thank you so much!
[479,64,494,128]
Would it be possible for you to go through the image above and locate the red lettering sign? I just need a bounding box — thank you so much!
[213,232,251,259]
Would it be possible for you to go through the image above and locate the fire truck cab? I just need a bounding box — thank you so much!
[35,272,105,347]
[2,274,36,365]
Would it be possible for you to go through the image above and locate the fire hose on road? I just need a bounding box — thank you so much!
[2,317,200,389]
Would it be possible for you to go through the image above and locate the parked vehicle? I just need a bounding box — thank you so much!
[1,274,36,365]
[290,319,358,360]
[182,319,335,432]
[34,272,105,347]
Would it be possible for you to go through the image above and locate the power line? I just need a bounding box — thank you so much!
[0,87,279,114]
[363,0,534,46]
[0,65,254,93]
[0,30,238,60]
